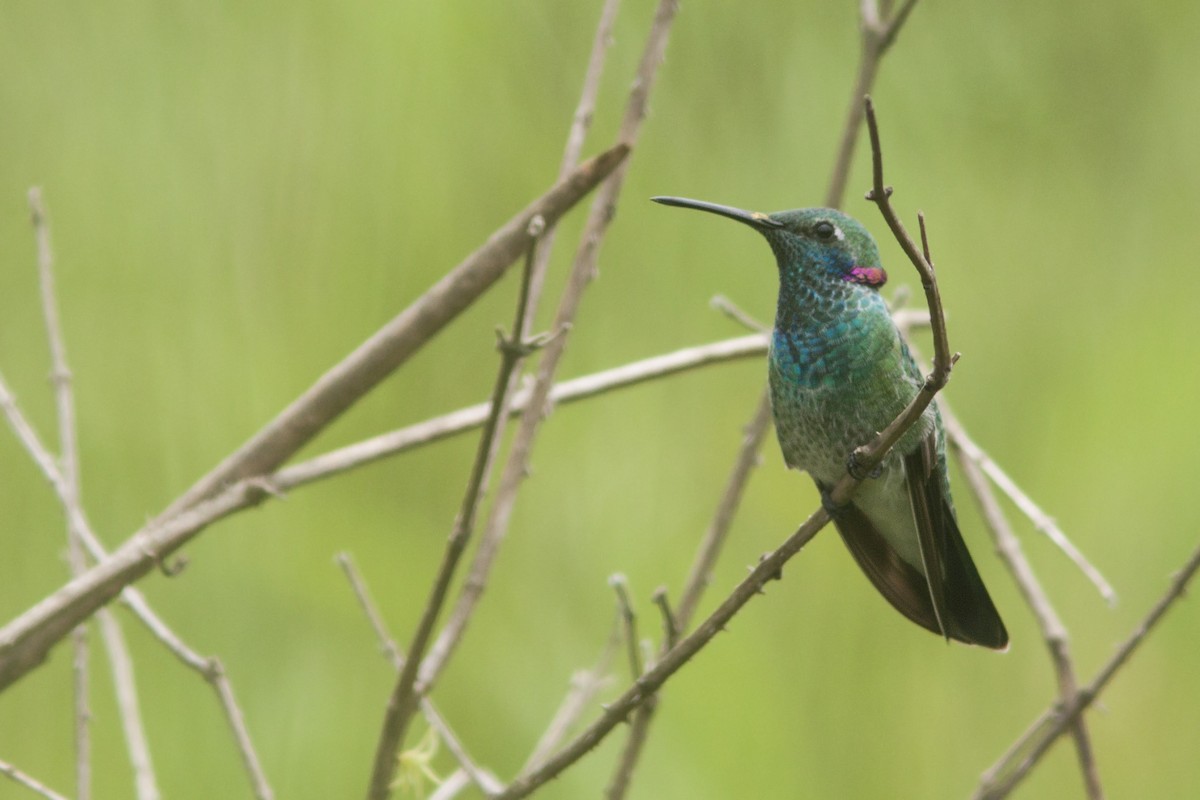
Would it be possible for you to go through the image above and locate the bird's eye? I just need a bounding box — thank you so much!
[813,221,836,240]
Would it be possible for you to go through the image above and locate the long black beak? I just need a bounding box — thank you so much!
[651,196,783,229]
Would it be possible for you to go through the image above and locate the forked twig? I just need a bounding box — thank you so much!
[976,539,1200,798]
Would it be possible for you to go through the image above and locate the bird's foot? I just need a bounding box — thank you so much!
[846,449,883,481]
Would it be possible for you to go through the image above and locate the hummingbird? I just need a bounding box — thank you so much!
[653,196,1007,649]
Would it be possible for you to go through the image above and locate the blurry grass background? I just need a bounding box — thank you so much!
[2,1,1199,797]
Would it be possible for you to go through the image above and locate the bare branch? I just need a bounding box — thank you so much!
[603,698,656,800]
[497,507,830,800]
[903,330,1105,799]
[97,609,159,800]
[945,406,1101,796]
[275,334,767,489]
[0,145,628,695]
[0,367,273,797]
[609,575,644,680]
[0,759,70,800]
[519,0,623,342]
[650,588,677,652]
[709,295,768,333]
[604,389,772,800]
[337,554,502,796]
[367,230,548,798]
[826,0,922,207]
[519,619,620,776]
[960,432,1115,603]
[27,187,94,800]
[673,390,773,630]
[156,144,627,523]
[417,0,681,695]
[975,539,1200,798]
[834,97,955,492]
[337,553,404,669]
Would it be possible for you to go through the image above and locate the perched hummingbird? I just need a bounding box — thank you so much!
[654,196,1007,649]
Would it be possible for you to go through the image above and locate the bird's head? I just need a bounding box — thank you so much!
[652,197,887,290]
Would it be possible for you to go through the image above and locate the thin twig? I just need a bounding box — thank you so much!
[0,371,274,798]
[945,405,1100,797]
[961,433,1115,603]
[0,759,70,800]
[603,698,656,800]
[337,553,404,669]
[428,770,472,800]
[275,334,767,489]
[0,145,628,696]
[417,0,681,695]
[673,391,773,631]
[519,0,623,342]
[28,187,94,800]
[710,294,767,333]
[366,229,548,798]
[337,554,503,796]
[955,448,1102,798]
[826,0,922,208]
[650,588,677,651]
[833,97,955,492]
[605,389,772,800]
[498,507,831,800]
[609,575,643,680]
[905,333,1104,799]
[154,144,626,524]
[97,608,159,800]
[518,624,619,776]
[975,539,1200,799]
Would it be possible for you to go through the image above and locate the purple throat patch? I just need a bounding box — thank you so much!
[844,266,887,286]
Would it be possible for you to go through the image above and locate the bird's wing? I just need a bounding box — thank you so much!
[903,432,1009,649]
[818,429,1009,649]
[817,479,945,638]
[905,431,951,640]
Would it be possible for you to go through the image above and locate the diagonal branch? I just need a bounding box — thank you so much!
[904,329,1104,800]
[826,0,922,208]
[944,401,1102,797]
[337,554,503,797]
[157,143,627,522]
[958,428,1115,603]
[276,334,766,487]
[0,371,272,797]
[975,538,1200,799]
[0,144,627,695]
[366,227,548,799]
[0,759,70,800]
[416,0,681,695]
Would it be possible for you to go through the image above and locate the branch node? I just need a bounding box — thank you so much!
[526,214,547,238]
[650,586,678,651]
[757,552,783,582]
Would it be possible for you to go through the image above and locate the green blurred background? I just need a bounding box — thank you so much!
[2,1,1198,797]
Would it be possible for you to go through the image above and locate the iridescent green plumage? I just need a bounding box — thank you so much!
[654,197,1007,649]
